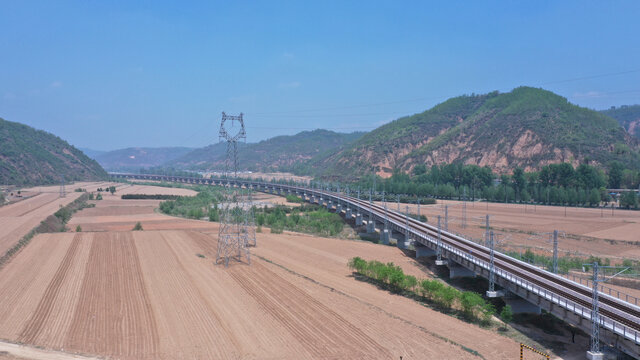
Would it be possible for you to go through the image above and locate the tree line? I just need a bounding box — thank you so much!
[352,162,639,208]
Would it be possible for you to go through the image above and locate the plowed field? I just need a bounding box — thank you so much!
[0,191,86,255]
[392,200,640,260]
[0,227,521,359]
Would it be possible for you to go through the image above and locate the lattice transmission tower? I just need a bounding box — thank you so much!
[216,112,255,267]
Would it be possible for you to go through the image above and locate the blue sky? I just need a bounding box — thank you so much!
[1,1,639,150]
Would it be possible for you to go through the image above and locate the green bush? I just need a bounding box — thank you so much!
[133,222,143,231]
[347,257,495,326]
[270,223,284,234]
[500,305,513,327]
[285,194,303,203]
[75,225,82,232]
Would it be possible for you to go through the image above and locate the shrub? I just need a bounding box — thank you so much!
[270,224,284,234]
[96,193,103,200]
[460,291,485,319]
[209,207,219,222]
[500,305,513,328]
[285,194,303,203]
[403,275,418,292]
[133,222,143,231]
[348,256,367,273]
[434,286,459,309]
[75,225,82,232]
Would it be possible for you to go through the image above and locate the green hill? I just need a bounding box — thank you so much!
[170,129,365,172]
[315,87,639,178]
[600,104,640,139]
[0,118,108,185]
[93,147,195,171]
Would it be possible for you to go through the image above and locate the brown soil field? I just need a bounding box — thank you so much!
[1,186,601,359]
[0,227,527,359]
[389,200,640,261]
[0,191,88,255]
[68,184,200,232]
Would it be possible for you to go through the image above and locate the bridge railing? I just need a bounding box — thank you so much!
[112,173,640,343]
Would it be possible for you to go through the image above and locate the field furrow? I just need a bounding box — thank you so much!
[18,233,83,343]
[229,261,392,359]
[64,232,158,359]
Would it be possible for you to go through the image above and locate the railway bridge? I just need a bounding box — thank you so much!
[111,173,640,359]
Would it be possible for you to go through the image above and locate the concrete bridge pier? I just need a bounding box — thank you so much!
[345,208,352,218]
[366,220,375,233]
[379,228,390,245]
[327,199,333,210]
[415,244,436,259]
[392,230,410,249]
[336,203,343,213]
[355,213,363,226]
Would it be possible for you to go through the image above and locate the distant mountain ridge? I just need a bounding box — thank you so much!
[0,118,107,185]
[601,105,640,139]
[92,147,195,171]
[169,129,365,172]
[312,87,639,177]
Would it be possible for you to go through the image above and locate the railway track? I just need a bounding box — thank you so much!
[111,173,640,350]
[341,193,640,332]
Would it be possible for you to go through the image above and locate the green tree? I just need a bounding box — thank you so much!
[413,164,427,176]
[75,225,82,232]
[608,161,624,188]
[403,275,418,292]
[208,206,219,222]
[133,222,143,231]
[589,188,601,207]
[620,191,638,209]
[460,291,484,320]
[499,305,513,329]
[512,167,526,199]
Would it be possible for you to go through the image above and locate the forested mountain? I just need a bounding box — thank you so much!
[169,130,365,172]
[92,147,194,171]
[314,87,639,178]
[0,118,107,185]
[601,105,640,139]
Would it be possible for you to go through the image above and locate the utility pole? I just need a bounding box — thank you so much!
[486,231,496,297]
[462,187,467,229]
[404,205,410,245]
[582,263,631,358]
[397,194,400,211]
[437,215,442,261]
[444,205,449,232]
[369,189,373,224]
[552,230,558,274]
[417,199,421,220]
[589,262,601,357]
[485,215,490,247]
